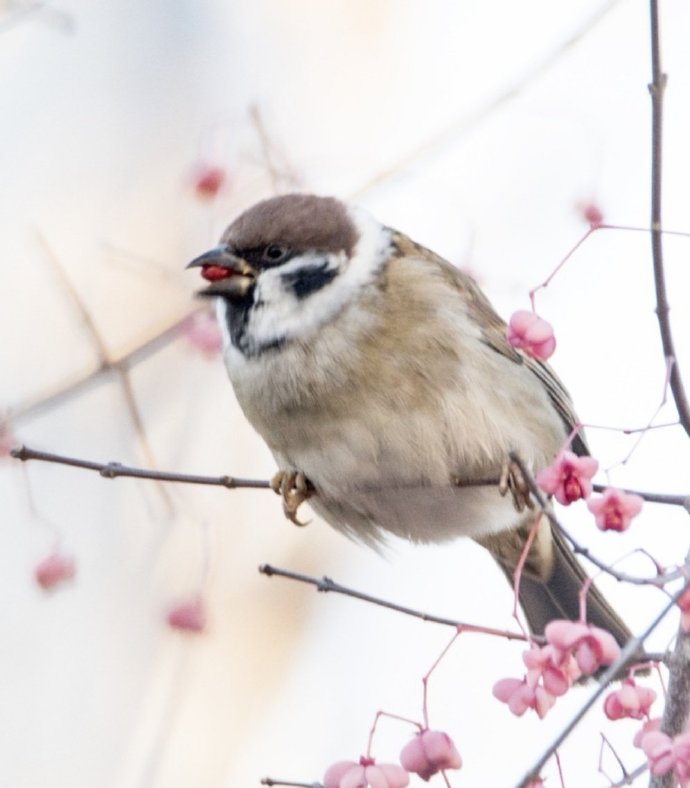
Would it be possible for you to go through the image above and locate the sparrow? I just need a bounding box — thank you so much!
[187,193,630,645]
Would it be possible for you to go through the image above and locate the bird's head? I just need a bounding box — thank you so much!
[187,193,390,356]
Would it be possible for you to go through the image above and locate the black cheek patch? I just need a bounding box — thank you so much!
[281,262,337,300]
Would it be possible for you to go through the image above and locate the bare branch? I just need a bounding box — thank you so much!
[647,0,690,436]
[259,564,532,642]
[10,445,270,490]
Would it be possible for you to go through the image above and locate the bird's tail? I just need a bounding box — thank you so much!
[476,514,632,648]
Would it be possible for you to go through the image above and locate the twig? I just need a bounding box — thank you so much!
[7,442,689,510]
[260,780,322,788]
[647,0,690,436]
[10,445,269,489]
[258,564,531,642]
[515,584,690,787]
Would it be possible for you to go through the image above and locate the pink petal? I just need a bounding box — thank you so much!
[542,666,570,697]
[183,312,222,355]
[339,765,367,788]
[167,599,206,632]
[492,678,524,703]
[34,551,76,590]
[634,718,661,748]
[370,763,410,788]
[324,762,360,788]
[544,620,589,651]
[421,730,462,771]
[190,164,226,199]
[603,693,624,720]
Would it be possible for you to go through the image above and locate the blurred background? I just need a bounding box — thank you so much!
[2,1,690,785]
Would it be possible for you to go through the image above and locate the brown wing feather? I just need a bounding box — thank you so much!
[389,230,587,455]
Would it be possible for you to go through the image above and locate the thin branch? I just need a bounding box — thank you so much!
[260,780,323,788]
[647,0,690,436]
[516,584,690,787]
[258,564,532,642]
[7,443,690,510]
[10,445,270,490]
[8,310,203,424]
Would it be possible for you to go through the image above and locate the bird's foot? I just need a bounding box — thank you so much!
[270,469,313,526]
[498,455,534,513]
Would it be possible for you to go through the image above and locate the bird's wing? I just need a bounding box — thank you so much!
[389,230,587,455]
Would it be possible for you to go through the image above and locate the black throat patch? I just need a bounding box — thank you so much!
[280,261,337,300]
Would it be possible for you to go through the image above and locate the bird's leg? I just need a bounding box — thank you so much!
[498,454,534,513]
[270,469,313,526]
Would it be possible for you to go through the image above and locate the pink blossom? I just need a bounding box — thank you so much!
[677,587,690,633]
[190,164,226,200]
[639,729,690,783]
[545,620,621,676]
[506,310,556,361]
[167,598,206,633]
[587,487,643,532]
[183,312,223,356]
[399,729,462,781]
[323,757,409,788]
[579,202,604,228]
[536,451,599,505]
[34,551,76,590]
[603,678,656,721]
[492,676,556,719]
[522,644,581,695]
[633,717,661,749]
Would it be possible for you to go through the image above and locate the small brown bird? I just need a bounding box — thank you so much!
[187,193,630,645]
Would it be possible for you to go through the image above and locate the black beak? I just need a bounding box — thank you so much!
[186,245,257,298]
[186,245,245,270]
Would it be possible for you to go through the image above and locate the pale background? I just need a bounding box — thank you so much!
[2,1,690,786]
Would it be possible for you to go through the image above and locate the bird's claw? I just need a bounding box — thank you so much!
[270,469,313,526]
[498,455,534,513]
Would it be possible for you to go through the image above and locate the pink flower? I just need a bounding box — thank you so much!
[587,487,643,532]
[183,312,223,356]
[545,620,621,676]
[506,310,556,361]
[323,757,409,788]
[34,551,76,590]
[190,164,226,199]
[167,598,206,633]
[634,717,661,748]
[677,587,690,633]
[579,202,604,228]
[492,677,556,719]
[639,729,690,782]
[523,644,581,696]
[536,451,599,505]
[399,730,462,781]
[603,678,656,721]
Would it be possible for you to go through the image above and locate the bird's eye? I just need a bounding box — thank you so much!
[263,244,289,263]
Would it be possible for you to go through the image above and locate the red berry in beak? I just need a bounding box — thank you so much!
[201,264,232,282]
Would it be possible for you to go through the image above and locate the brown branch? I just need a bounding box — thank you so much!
[10,445,270,490]
[260,779,323,788]
[259,564,534,642]
[647,0,690,436]
[7,443,689,511]
[516,584,689,787]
